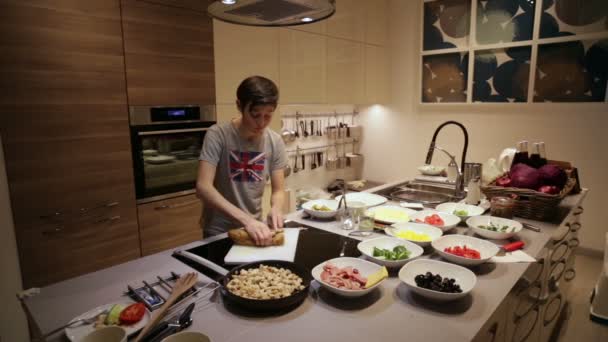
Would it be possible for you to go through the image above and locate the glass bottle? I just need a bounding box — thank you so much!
[538,141,548,167]
[529,142,542,168]
[512,140,529,166]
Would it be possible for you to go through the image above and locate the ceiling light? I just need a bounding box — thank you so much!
[221,0,236,4]
[301,17,314,22]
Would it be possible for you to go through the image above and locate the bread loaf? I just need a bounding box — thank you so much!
[228,228,284,246]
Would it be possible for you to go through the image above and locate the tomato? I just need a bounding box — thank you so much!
[119,302,146,325]
[444,245,481,259]
[424,214,444,226]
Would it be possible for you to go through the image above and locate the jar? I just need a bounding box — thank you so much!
[490,196,516,218]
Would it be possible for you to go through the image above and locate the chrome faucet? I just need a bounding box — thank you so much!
[433,146,465,197]
[425,121,469,197]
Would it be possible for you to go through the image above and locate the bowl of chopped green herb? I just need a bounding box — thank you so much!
[357,236,424,268]
[466,216,523,240]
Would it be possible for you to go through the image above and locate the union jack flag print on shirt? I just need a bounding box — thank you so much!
[229,150,266,182]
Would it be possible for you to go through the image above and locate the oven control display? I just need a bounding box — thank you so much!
[168,109,186,117]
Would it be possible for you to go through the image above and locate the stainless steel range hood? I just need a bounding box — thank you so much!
[208,0,335,27]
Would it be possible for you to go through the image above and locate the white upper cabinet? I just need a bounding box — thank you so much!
[365,0,388,46]
[279,29,327,104]
[326,0,366,42]
[213,20,280,104]
[365,45,390,104]
[327,37,365,104]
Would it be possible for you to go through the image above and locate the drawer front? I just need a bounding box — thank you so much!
[507,303,541,342]
[16,204,140,287]
[138,194,203,256]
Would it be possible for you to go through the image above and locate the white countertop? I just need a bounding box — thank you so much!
[24,186,588,342]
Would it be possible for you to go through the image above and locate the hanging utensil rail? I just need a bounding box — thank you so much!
[282,111,358,118]
[285,139,359,154]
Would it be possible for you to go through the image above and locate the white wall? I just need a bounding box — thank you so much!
[0,135,29,342]
[359,0,608,252]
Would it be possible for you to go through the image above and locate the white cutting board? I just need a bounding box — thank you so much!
[224,228,301,265]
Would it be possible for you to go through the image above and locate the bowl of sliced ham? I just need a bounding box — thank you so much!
[311,257,386,297]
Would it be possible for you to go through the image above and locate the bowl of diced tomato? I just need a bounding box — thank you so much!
[431,234,499,266]
[410,210,460,232]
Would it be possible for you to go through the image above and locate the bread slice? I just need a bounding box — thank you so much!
[228,228,284,246]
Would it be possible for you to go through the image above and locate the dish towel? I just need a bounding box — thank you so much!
[490,250,536,263]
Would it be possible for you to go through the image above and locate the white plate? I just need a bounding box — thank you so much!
[142,149,158,156]
[431,235,499,266]
[357,236,424,268]
[334,192,387,208]
[409,210,460,232]
[398,259,476,301]
[301,199,339,219]
[417,165,445,176]
[436,202,485,222]
[311,257,386,297]
[386,222,443,247]
[466,216,523,240]
[366,205,415,224]
[146,155,176,164]
[65,300,150,342]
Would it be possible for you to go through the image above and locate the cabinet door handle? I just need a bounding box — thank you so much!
[40,211,63,220]
[79,201,119,214]
[569,222,581,232]
[42,226,64,236]
[154,200,200,211]
[573,206,584,216]
[93,215,121,224]
[568,238,580,248]
[564,268,576,282]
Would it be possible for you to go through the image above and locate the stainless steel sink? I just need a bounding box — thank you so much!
[374,181,465,206]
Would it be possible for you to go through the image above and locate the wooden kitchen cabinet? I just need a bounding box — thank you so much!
[120,0,215,106]
[138,194,203,256]
[0,0,140,287]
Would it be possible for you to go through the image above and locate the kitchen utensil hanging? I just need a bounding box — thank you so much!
[326,144,338,170]
[293,146,300,173]
[337,141,346,169]
[346,141,363,167]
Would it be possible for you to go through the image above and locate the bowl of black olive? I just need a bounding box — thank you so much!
[398,259,476,301]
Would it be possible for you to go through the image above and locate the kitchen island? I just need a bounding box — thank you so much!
[24,183,588,342]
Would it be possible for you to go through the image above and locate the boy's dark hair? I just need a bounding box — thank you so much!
[236,76,279,112]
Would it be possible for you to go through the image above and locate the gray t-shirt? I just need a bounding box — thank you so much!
[199,121,287,236]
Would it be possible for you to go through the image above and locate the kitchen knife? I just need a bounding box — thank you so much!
[146,303,195,342]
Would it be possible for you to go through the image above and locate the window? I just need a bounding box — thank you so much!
[421,0,608,103]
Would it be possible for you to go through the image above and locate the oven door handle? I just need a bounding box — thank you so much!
[138,127,210,136]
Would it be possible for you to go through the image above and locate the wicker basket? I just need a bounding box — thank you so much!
[481,177,576,221]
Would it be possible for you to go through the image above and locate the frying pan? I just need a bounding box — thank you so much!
[174,250,311,312]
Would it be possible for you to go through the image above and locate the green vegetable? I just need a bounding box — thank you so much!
[372,245,411,260]
[453,209,468,216]
[105,304,125,325]
[478,222,513,232]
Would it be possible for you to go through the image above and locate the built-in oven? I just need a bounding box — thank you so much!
[129,105,216,203]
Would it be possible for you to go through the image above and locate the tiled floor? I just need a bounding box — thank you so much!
[557,253,608,341]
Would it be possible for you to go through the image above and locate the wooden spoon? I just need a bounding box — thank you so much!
[134,272,198,342]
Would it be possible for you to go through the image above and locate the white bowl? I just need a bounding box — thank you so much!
[357,236,424,268]
[431,235,499,266]
[410,210,460,232]
[81,326,126,342]
[162,332,211,342]
[417,165,445,176]
[302,199,339,219]
[311,257,386,297]
[436,202,485,222]
[398,259,476,301]
[466,216,523,240]
[334,192,387,207]
[366,205,416,224]
[386,222,443,247]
